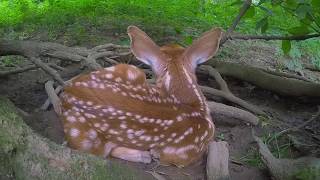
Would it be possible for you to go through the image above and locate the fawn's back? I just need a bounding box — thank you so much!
[60,26,222,166]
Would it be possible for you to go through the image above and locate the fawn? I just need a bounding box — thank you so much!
[59,26,222,167]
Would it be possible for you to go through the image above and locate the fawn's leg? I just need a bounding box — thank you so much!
[110,147,152,163]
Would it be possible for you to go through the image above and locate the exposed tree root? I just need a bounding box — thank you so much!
[304,63,320,72]
[0,63,65,77]
[30,57,65,85]
[2,40,319,97]
[0,39,130,75]
[207,101,259,126]
[0,65,37,77]
[206,141,230,180]
[205,60,320,97]
[199,65,265,115]
[262,68,313,82]
[252,130,320,180]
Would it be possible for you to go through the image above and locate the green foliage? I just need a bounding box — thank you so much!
[0,56,24,67]
[282,40,291,55]
[294,166,320,180]
[239,132,294,168]
[0,0,319,67]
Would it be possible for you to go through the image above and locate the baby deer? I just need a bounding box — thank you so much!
[59,26,222,167]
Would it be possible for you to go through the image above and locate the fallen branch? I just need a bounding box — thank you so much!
[41,85,63,111]
[44,81,62,115]
[206,141,230,180]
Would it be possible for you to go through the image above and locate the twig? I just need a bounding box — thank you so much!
[145,171,167,180]
[230,158,244,166]
[44,81,62,115]
[104,57,119,65]
[41,85,63,111]
[91,43,129,52]
[85,55,103,70]
[274,106,320,138]
[221,0,252,44]
[47,63,67,71]
[15,107,30,118]
[29,57,65,85]
[109,51,132,59]
[46,51,84,62]
[0,65,37,77]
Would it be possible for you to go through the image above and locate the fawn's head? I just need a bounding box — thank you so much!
[128,26,223,92]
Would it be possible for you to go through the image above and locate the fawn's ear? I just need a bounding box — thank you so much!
[184,28,223,69]
[128,26,166,74]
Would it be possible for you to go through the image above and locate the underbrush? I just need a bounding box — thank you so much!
[0,0,319,69]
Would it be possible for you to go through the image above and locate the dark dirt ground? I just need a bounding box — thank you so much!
[0,39,320,180]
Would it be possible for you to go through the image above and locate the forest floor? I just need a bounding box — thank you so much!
[0,30,320,180]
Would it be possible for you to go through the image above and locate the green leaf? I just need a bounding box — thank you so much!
[288,26,310,35]
[271,0,282,6]
[284,0,298,9]
[312,0,320,7]
[282,40,291,55]
[296,4,312,19]
[300,16,313,26]
[256,17,269,33]
[230,0,243,6]
[311,0,320,11]
[258,0,268,5]
[183,36,193,45]
[261,21,269,33]
[258,6,273,15]
[244,6,256,18]
[297,0,306,3]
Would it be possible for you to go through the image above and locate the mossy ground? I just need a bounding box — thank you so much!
[0,97,146,180]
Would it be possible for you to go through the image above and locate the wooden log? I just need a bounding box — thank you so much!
[206,141,230,180]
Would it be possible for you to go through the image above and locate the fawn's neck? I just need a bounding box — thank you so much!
[158,63,208,114]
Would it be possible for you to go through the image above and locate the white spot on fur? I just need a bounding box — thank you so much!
[81,139,92,150]
[67,116,76,122]
[88,129,97,139]
[105,73,113,79]
[70,128,80,137]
